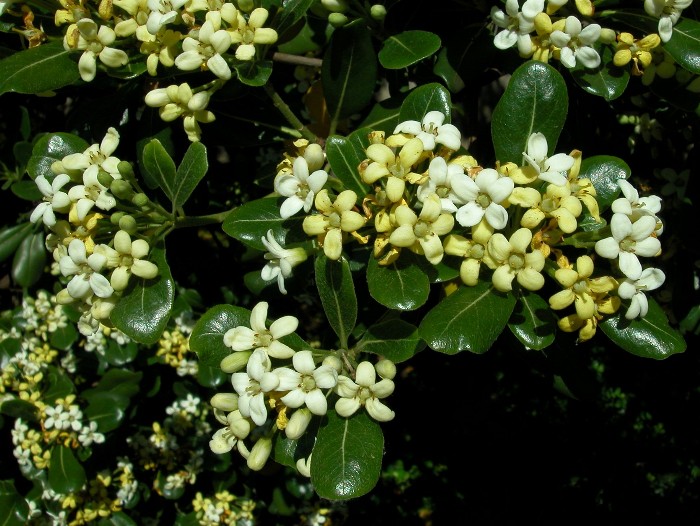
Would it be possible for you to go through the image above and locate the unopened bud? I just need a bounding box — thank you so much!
[211,393,239,412]
[110,211,125,225]
[227,410,251,438]
[221,351,252,373]
[97,169,114,188]
[686,77,700,93]
[117,160,135,180]
[375,358,396,380]
[111,179,134,200]
[118,214,137,235]
[132,193,149,207]
[321,0,348,12]
[296,455,312,477]
[247,437,272,471]
[328,12,348,27]
[237,0,254,11]
[599,28,616,44]
[285,408,312,440]
[370,4,386,20]
[322,355,343,373]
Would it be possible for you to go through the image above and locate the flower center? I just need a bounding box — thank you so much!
[619,238,636,253]
[476,193,491,209]
[469,243,485,259]
[301,375,316,392]
[413,220,430,239]
[573,280,589,295]
[357,386,372,403]
[508,253,525,270]
[328,211,341,229]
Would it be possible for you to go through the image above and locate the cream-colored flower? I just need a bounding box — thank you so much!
[274,351,338,415]
[360,138,424,203]
[644,0,692,42]
[550,15,601,69]
[594,213,661,279]
[390,111,461,151]
[617,267,665,319]
[65,19,129,82]
[335,361,395,422]
[223,301,298,359]
[229,7,278,61]
[483,227,545,292]
[443,222,492,286]
[519,183,583,233]
[302,189,365,260]
[175,11,233,80]
[548,255,617,320]
[145,83,216,142]
[101,230,159,291]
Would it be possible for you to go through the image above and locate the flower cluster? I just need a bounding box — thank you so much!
[209,301,397,473]
[29,127,161,336]
[265,111,665,342]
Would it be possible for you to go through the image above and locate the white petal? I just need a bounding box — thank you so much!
[305,390,328,415]
[250,302,268,332]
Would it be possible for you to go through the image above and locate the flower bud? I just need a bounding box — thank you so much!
[322,355,343,373]
[110,211,125,225]
[321,0,348,12]
[237,0,254,12]
[210,392,239,412]
[285,408,312,440]
[227,410,251,438]
[117,160,135,180]
[97,169,114,188]
[220,351,252,373]
[296,455,311,477]
[118,214,138,235]
[375,359,396,380]
[599,28,616,44]
[111,179,134,200]
[56,288,74,305]
[247,437,272,471]
[370,4,387,20]
[328,12,348,27]
[132,193,149,207]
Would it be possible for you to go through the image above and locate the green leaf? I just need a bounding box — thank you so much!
[26,133,89,181]
[104,340,138,366]
[12,232,46,289]
[398,82,452,123]
[141,139,177,202]
[665,18,700,74]
[433,46,465,93]
[491,60,568,164]
[600,298,687,359]
[271,0,316,38]
[84,392,129,433]
[48,445,86,494]
[355,318,424,363]
[0,41,80,95]
[322,19,377,121]
[222,197,305,251]
[189,304,251,367]
[325,128,372,201]
[98,511,138,526]
[0,399,39,422]
[196,363,227,388]
[0,223,33,263]
[43,366,75,404]
[357,97,402,135]
[137,128,174,190]
[419,283,517,354]
[315,254,357,349]
[571,44,630,100]
[378,30,442,69]
[580,155,630,212]
[508,291,556,350]
[0,480,29,526]
[173,141,208,209]
[82,369,142,400]
[366,254,430,311]
[11,180,42,201]
[311,411,383,500]
[50,322,79,351]
[234,60,273,86]
[110,245,174,344]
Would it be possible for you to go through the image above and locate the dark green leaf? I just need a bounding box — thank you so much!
[419,283,516,354]
[50,322,79,351]
[433,46,465,93]
[378,30,441,69]
[272,418,317,468]
[571,44,630,100]
[48,445,86,494]
[366,254,430,311]
[315,254,357,348]
[271,0,316,37]
[0,223,33,263]
[322,19,377,121]
[311,411,383,500]
[173,141,208,209]
[356,318,424,362]
[325,128,372,200]
[234,60,273,86]
[82,369,142,400]
[43,366,75,404]
[0,399,39,422]
[0,41,80,95]
[104,340,138,366]
[12,232,46,288]
[600,298,687,359]
[357,97,402,135]
[111,245,174,344]
[491,60,568,164]
[580,155,630,212]
[222,197,305,251]
[26,132,90,181]
[197,363,227,388]
[398,83,451,123]
[0,480,29,526]
[665,18,700,74]
[189,304,251,367]
[98,511,138,526]
[84,392,129,433]
[141,139,177,202]
[508,291,556,350]
[137,128,174,190]
[11,180,42,201]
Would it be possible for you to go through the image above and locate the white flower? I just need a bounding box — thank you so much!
[66,19,129,82]
[30,174,72,226]
[260,230,308,294]
[393,111,461,151]
[223,301,298,359]
[59,239,114,300]
[275,351,338,415]
[595,213,662,279]
[644,0,693,42]
[618,267,666,319]
[274,156,328,219]
[229,7,278,61]
[145,83,215,142]
[103,230,159,291]
[230,349,279,426]
[454,168,514,230]
[175,12,232,80]
[146,0,187,35]
[484,227,545,292]
[209,426,238,454]
[521,132,574,186]
[335,361,395,422]
[67,169,117,221]
[611,179,662,222]
[417,156,471,213]
[78,421,105,446]
[550,16,602,69]
[490,0,543,55]
[61,127,122,179]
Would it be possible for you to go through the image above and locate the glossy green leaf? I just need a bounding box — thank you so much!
[82,369,142,400]
[271,0,316,38]
[272,417,317,468]
[50,322,79,351]
[571,44,630,100]
[580,155,630,212]
[325,128,372,201]
[600,298,687,359]
[84,392,129,433]
[419,282,517,354]
[378,30,441,69]
[433,46,465,93]
[11,180,42,201]
[322,19,377,121]
[491,60,568,164]
[665,18,700,74]
[315,254,357,349]
[0,399,39,422]
[0,41,80,95]
[43,366,75,404]
[173,141,208,209]
[357,97,402,134]
[98,511,138,526]
[366,254,430,311]
[189,304,251,367]
[649,73,700,113]
[26,132,89,181]
[311,410,383,500]
[197,363,227,388]
[0,222,33,263]
[48,445,86,494]
[12,231,46,288]
[141,139,177,202]
[222,197,305,251]
[508,291,556,350]
[355,318,424,362]
[111,245,174,344]
[104,340,138,366]
[234,59,273,86]
[0,480,29,526]
[137,127,174,190]
[398,83,451,123]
